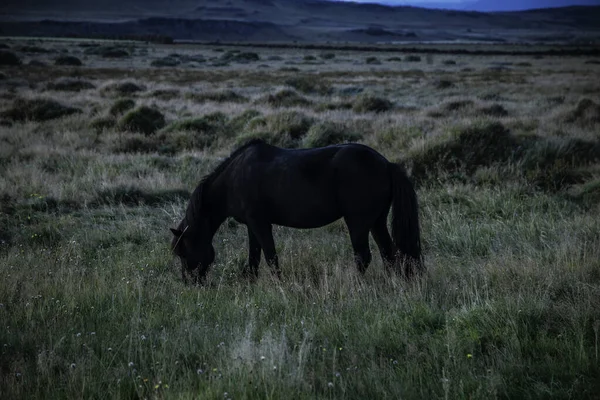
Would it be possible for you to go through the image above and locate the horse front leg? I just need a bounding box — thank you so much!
[243,226,262,280]
[248,220,281,280]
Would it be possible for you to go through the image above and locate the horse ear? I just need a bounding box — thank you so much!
[170,228,183,237]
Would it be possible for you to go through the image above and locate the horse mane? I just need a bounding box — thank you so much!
[183,139,265,229]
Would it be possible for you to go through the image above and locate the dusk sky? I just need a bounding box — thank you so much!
[333,0,600,10]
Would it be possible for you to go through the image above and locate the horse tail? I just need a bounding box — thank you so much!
[390,163,424,277]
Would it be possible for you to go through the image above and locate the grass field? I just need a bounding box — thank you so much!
[1,38,600,399]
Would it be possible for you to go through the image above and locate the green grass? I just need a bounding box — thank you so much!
[1,38,599,400]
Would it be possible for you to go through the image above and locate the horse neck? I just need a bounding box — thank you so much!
[185,181,226,239]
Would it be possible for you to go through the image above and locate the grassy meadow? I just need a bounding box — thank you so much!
[1,39,600,399]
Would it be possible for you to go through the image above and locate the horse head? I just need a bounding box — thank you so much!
[170,220,215,283]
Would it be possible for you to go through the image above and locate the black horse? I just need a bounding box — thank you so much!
[170,139,423,283]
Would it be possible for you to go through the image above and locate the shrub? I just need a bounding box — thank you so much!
[221,51,260,63]
[563,98,600,126]
[267,111,314,139]
[109,98,136,116]
[443,59,457,65]
[188,90,247,103]
[365,56,381,65]
[1,98,81,122]
[410,122,515,183]
[387,56,402,62]
[433,79,454,89]
[151,57,180,67]
[150,89,180,101]
[319,52,336,60]
[303,55,317,61]
[163,114,226,136]
[90,116,116,132]
[28,60,47,67]
[0,50,21,66]
[516,62,532,67]
[112,135,160,154]
[284,77,332,95]
[54,56,82,66]
[19,45,50,53]
[161,113,229,150]
[118,106,165,135]
[302,121,362,148]
[259,90,311,108]
[228,110,262,132]
[47,78,96,92]
[444,99,475,112]
[104,81,145,96]
[479,104,509,117]
[352,95,393,113]
[84,46,130,58]
[405,55,421,62]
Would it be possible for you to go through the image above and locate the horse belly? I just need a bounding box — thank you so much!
[267,186,340,229]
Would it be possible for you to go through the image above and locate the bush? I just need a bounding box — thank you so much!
[221,51,260,63]
[84,46,130,58]
[303,55,316,61]
[112,135,160,154]
[151,57,180,67]
[433,79,454,89]
[118,106,165,135]
[228,110,262,132]
[302,121,362,148]
[104,81,145,96]
[90,116,116,132]
[188,90,247,103]
[410,122,516,183]
[563,98,600,126]
[0,51,21,66]
[443,59,457,65]
[365,56,381,65]
[19,45,50,53]
[28,60,47,67]
[444,99,475,112]
[109,98,136,116]
[163,113,227,136]
[1,98,81,122]
[47,78,96,92]
[54,56,82,66]
[352,95,393,113]
[479,104,509,117]
[405,55,421,62]
[259,90,311,108]
[319,52,336,60]
[284,77,332,95]
[150,89,180,101]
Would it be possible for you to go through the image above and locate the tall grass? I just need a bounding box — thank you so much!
[1,38,599,400]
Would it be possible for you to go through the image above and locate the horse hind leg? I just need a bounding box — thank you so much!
[344,217,372,274]
[243,226,262,280]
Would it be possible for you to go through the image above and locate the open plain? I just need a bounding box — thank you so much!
[1,38,600,399]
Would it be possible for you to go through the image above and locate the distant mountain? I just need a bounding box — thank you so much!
[1,0,599,43]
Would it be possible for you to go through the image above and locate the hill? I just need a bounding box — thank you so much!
[1,0,599,42]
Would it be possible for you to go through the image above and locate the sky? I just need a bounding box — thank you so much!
[332,0,600,11]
